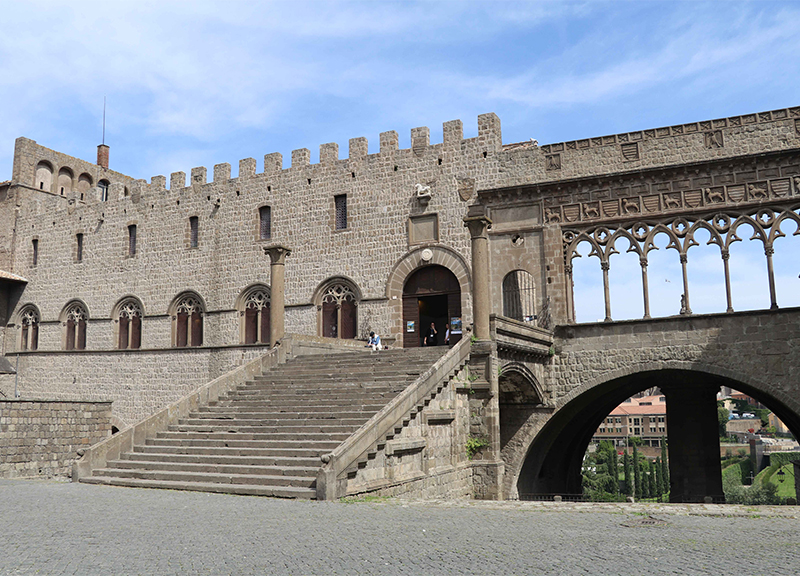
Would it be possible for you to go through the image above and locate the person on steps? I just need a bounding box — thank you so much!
[366,331,381,352]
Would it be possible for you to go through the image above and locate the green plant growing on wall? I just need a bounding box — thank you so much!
[466,436,490,460]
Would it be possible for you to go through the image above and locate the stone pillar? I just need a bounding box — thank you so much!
[661,378,723,503]
[463,204,503,499]
[464,204,492,341]
[792,460,800,503]
[263,244,291,347]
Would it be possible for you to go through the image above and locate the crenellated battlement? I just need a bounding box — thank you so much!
[144,113,501,192]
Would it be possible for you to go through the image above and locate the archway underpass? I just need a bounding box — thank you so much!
[498,307,800,502]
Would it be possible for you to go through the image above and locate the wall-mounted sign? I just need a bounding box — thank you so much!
[450,317,462,334]
[406,321,415,333]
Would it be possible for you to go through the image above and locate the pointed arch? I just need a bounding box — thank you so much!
[313,277,361,339]
[169,291,205,347]
[60,299,89,350]
[113,296,144,349]
[17,304,40,351]
[236,283,271,344]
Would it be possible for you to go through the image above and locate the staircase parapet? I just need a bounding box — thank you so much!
[490,314,554,359]
[316,338,472,500]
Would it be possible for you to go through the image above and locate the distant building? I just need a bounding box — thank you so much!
[592,395,667,448]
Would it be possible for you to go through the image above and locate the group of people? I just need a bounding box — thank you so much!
[365,321,452,352]
[424,322,452,346]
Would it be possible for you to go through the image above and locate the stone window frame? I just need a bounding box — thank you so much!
[257,205,272,241]
[57,166,74,197]
[126,221,138,257]
[501,269,537,322]
[60,299,89,351]
[333,194,348,232]
[113,296,144,350]
[17,304,40,351]
[168,291,206,348]
[407,213,439,246]
[235,283,271,345]
[31,237,39,267]
[188,215,200,249]
[312,276,362,339]
[75,231,85,263]
[98,179,110,202]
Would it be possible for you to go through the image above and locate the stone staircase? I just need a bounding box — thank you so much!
[80,347,445,498]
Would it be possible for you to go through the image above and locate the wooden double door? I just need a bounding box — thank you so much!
[402,265,461,348]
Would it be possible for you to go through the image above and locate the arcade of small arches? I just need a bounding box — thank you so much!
[34,160,118,202]
[563,202,800,322]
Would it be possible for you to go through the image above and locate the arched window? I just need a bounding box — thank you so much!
[172,293,204,347]
[62,301,88,350]
[115,298,143,349]
[237,285,270,344]
[19,305,39,351]
[502,270,536,322]
[57,168,73,196]
[315,279,359,339]
[35,161,53,192]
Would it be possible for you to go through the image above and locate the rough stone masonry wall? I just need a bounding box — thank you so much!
[0,399,111,478]
[2,107,799,428]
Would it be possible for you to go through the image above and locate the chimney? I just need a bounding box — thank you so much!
[97,144,109,169]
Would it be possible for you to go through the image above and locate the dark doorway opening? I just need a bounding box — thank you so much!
[419,295,447,347]
[402,265,462,348]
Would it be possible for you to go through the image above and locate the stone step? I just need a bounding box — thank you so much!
[107,459,319,477]
[134,445,332,458]
[179,416,370,427]
[146,437,341,450]
[167,423,359,434]
[156,431,351,442]
[80,476,317,499]
[184,411,374,421]
[121,451,320,468]
[199,404,386,413]
[92,467,316,488]
[223,390,398,400]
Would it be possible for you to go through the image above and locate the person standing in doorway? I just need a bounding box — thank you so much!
[444,323,451,345]
[424,322,438,346]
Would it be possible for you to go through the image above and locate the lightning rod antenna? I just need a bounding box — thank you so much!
[102,96,106,145]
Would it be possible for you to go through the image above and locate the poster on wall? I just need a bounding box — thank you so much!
[450,317,462,334]
[406,321,415,333]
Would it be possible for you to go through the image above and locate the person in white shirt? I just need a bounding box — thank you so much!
[366,331,381,352]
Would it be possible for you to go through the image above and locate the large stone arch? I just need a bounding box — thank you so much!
[502,358,800,500]
[385,246,472,346]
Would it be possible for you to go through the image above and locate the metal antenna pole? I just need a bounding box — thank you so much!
[102,96,106,145]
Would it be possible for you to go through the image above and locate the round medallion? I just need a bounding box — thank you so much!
[421,248,433,262]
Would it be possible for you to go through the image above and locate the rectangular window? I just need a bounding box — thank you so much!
[189,216,199,248]
[76,233,83,262]
[334,194,347,230]
[128,224,137,256]
[32,239,38,266]
[259,206,271,240]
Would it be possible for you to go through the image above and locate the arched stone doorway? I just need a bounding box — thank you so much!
[402,265,461,348]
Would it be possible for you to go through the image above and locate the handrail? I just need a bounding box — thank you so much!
[316,337,472,500]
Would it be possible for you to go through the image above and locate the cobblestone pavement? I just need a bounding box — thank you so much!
[0,479,798,575]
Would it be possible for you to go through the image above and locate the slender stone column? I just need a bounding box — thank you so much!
[661,378,723,503]
[765,246,778,310]
[679,253,692,315]
[464,205,492,341]
[264,244,291,347]
[721,249,734,313]
[601,261,612,322]
[640,257,651,319]
[564,264,575,324]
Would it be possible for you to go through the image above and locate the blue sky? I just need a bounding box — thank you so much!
[2,0,799,319]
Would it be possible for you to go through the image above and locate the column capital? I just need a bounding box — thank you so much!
[463,204,492,239]
[263,244,291,265]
